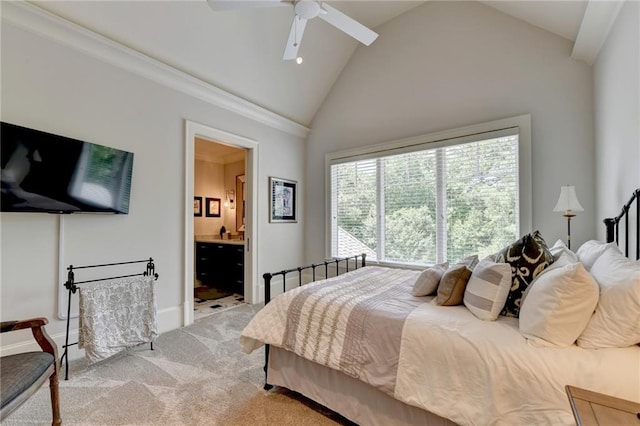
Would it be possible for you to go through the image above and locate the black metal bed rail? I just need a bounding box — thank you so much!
[61,257,159,380]
[262,253,366,306]
[604,188,639,260]
[261,253,366,390]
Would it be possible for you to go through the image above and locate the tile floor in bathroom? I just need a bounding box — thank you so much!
[193,293,245,320]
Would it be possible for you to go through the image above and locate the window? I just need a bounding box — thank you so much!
[327,116,531,266]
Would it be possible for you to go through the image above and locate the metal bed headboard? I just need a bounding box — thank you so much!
[603,188,639,260]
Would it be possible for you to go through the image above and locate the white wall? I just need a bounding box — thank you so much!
[194,158,245,236]
[593,1,639,245]
[305,1,595,261]
[0,21,305,355]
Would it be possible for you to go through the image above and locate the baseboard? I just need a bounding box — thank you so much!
[0,305,184,360]
[157,305,183,335]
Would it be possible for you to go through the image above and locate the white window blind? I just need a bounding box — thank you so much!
[330,129,519,265]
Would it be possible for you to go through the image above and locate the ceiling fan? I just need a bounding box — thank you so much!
[206,0,379,61]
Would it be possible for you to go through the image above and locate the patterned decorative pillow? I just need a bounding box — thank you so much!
[496,231,554,317]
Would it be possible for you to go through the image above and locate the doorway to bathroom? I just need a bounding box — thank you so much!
[184,120,258,326]
[193,139,246,320]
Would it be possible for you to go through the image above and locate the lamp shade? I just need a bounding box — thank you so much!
[553,185,584,214]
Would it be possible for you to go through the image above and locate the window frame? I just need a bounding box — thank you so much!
[324,114,532,264]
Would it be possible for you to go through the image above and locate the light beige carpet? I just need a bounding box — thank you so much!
[3,304,353,425]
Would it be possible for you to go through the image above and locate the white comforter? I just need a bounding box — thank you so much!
[241,267,640,425]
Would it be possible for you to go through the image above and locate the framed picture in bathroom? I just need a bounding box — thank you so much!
[269,176,297,223]
[194,196,203,217]
[206,197,221,217]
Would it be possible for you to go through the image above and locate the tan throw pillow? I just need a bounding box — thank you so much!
[436,264,473,306]
[412,262,449,296]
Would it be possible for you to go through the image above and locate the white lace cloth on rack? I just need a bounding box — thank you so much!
[78,275,157,364]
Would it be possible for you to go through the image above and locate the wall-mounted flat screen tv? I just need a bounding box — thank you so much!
[1,122,134,214]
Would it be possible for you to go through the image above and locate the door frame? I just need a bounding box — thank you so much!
[184,120,258,326]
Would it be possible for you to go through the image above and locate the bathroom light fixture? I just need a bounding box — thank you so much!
[296,56,303,65]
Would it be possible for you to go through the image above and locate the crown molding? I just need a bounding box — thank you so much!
[1,1,310,139]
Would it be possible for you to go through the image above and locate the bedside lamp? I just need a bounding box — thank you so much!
[553,185,584,249]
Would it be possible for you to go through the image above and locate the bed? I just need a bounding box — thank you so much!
[241,189,640,425]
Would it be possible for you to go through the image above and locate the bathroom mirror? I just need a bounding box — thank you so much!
[236,174,245,231]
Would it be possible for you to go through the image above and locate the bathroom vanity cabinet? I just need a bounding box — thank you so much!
[195,240,244,295]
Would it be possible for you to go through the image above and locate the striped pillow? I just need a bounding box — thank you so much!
[463,258,512,320]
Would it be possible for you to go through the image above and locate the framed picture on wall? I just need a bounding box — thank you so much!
[194,196,203,217]
[269,176,297,223]
[206,197,221,217]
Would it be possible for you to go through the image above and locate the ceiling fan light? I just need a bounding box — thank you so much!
[295,0,321,19]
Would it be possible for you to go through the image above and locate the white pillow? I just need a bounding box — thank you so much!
[463,258,511,321]
[520,244,578,306]
[411,262,448,296]
[549,239,579,262]
[575,240,619,270]
[577,248,640,348]
[519,262,599,347]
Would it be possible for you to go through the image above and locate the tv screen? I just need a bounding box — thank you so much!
[1,122,134,214]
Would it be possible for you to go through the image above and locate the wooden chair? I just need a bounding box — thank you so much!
[0,317,61,425]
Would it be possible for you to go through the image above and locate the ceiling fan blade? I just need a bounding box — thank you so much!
[207,0,289,12]
[319,3,378,46]
[283,16,308,60]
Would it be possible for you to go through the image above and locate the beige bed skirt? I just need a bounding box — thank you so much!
[267,346,458,426]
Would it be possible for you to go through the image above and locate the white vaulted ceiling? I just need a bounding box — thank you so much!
[20,1,621,131]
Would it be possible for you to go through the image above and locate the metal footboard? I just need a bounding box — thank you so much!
[261,253,367,389]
